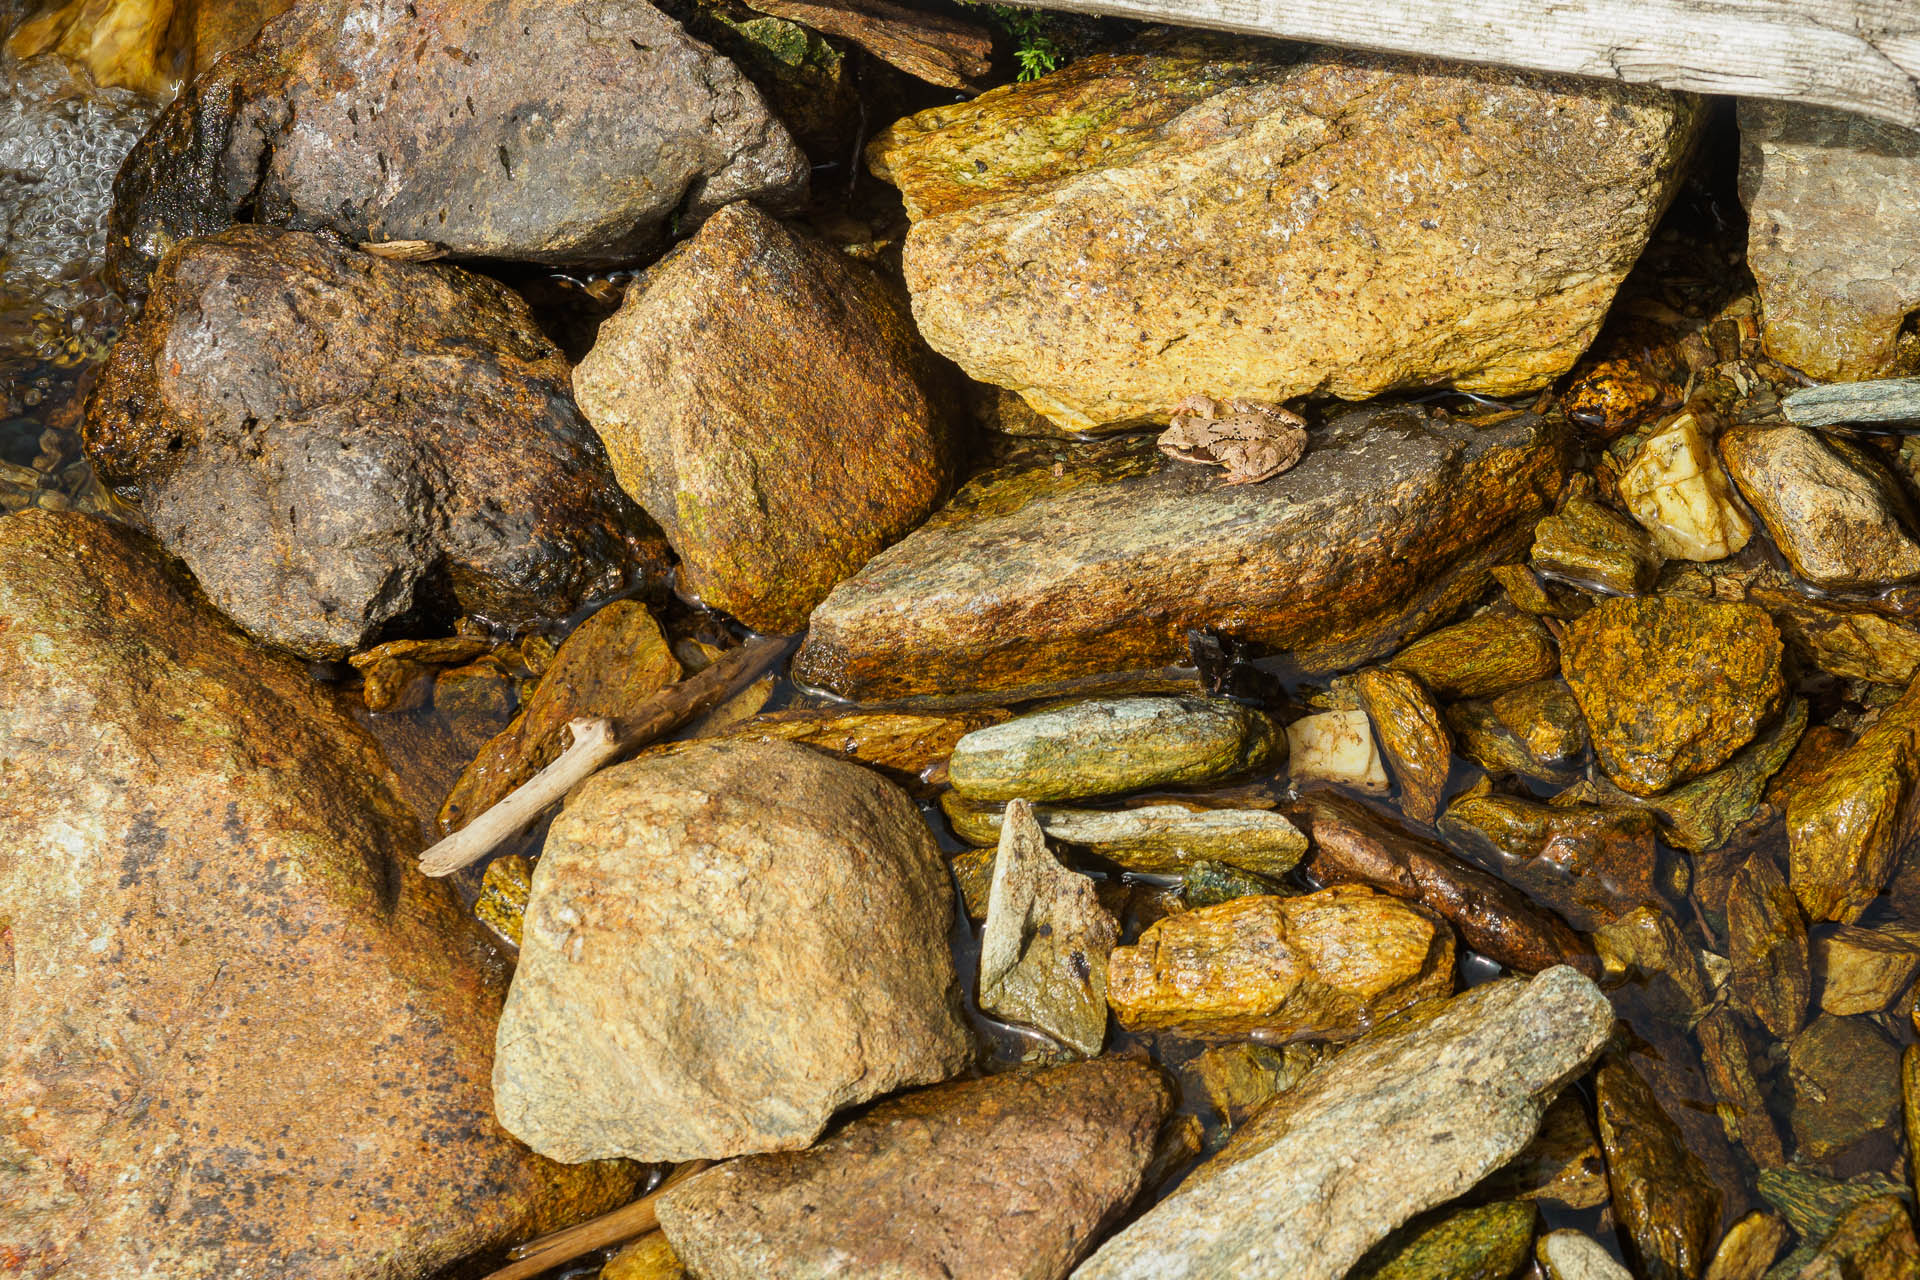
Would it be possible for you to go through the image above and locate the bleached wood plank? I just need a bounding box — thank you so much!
[1014,0,1920,130]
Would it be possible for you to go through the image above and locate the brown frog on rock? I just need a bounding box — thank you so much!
[1157,394,1308,484]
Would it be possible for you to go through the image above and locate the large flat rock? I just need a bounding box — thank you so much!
[793,403,1569,702]
[0,511,636,1279]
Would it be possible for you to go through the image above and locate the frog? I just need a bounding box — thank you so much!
[1156,393,1308,485]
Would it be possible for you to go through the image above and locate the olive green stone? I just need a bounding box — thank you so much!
[1355,668,1452,824]
[1702,1211,1788,1280]
[1594,1055,1721,1280]
[1787,675,1920,923]
[1437,793,1660,930]
[1561,596,1786,797]
[1568,698,1808,853]
[938,794,1308,878]
[1794,1195,1920,1280]
[1348,1200,1536,1280]
[475,854,534,948]
[1786,1014,1902,1162]
[946,695,1282,803]
[950,847,995,922]
[1182,861,1283,909]
[1484,1092,1609,1212]
[1756,1167,1907,1245]
[1446,699,1581,786]
[1531,496,1663,595]
[1179,1041,1332,1132]
[1385,611,1560,700]
[1726,850,1811,1039]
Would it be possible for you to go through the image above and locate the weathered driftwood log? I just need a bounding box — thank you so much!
[416,635,789,876]
[1014,0,1920,131]
[1782,378,1920,429]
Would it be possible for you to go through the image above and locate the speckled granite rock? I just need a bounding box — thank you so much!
[0,511,637,1279]
[1738,100,1920,382]
[492,738,970,1163]
[572,202,959,633]
[84,226,666,659]
[1560,597,1785,797]
[105,0,807,291]
[658,1058,1167,1280]
[870,38,1697,432]
[1073,967,1613,1280]
[794,402,1568,701]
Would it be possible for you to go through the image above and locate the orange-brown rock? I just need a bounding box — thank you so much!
[0,511,636,1278]
[794,402,1568,702]
[1106,885,1455,1041]
[869,38,1699,432]
[1787,675,1920,923]
[573,202,959,633]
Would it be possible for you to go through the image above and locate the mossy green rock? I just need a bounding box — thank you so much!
[794,403,1569,702]
[947,695,1281,803]
[1349,1201,1536,1280]
[940,795,1308,878]
[1531,496,1664,594]
[0,511,639,1277]
[1561,596,1786,797]
[1438,793,1660,930]
[1787,675,1920,923]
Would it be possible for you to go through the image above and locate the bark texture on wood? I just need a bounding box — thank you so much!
[1016,0,1920,130]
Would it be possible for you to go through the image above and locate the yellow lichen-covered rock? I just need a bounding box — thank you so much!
[1106,885,1455,1040]
[868,38,1699,432]
[1618,411,1753,561]
[1788,676,1920,923]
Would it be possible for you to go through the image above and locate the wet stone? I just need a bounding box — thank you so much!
[1696,1006,1788,1171]
[1618,410,1754,562]
[1484,1092,1610,1212]
[1105,885,1455,1042]
[1181,860,1284,909]
[1795,1196,1920,1280]
[1561,595,1786,797]
[1721,423,1920,590]
[1348,1201,1536,1280]
[792,404,1570,701]
[1354,667,1453,824]
[1726,850,1812,1038]
[1075,968,1614,1280]
[1813,924,1920,1015]
[1785,1014,1902,1164]
[939,796,1308,879]
[492,739,971,1163]
[1755,588,1920,686]
[1595,1054,1722,1280]
[571,202,959,633]
[1287,708,1390,794]
[655,1059,1170,1280]
[475,853,535,949]
[1701,1212,1789,1280]
[947,695,1281,804]
[1384,610,1561,700]
[1531,495,1664,594]
[708,707,1008,784]
[1538,1231,1634,1280]
[602,1232,688,1280]
[1179,1042,1332,1132]
[978,800,1118,1056]
[1786,675,1920,923]
[1437,792,1661,931]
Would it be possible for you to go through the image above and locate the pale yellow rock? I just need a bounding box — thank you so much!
[1815,924,1920,1015]
[1287,710,1388,794]
[1538,1230,1632,1280]
[1619,412,1754,561]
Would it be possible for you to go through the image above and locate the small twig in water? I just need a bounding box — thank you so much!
[481,1160,712,1280]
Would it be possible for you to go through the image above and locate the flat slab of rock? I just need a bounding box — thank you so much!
[870,37,1697,432]
[1072,966,1614,1280]
[492,738,971,1163]
[794,402,1568,702]
[657,1058,1169,1280]
[1783,377,1920,429]
[85,226,666,659]
[0,511,636,1278]
[941,798,1307,878]
[106,0,808,290]
[1738,101,1920,382]
[572,202,959,633]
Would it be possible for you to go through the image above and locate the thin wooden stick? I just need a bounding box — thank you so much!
[483,1161,712,1280]
[417,635,790,876]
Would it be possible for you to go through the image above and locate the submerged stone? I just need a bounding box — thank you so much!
[940,796,1308,879]
[1814,924,1920,1015]
[656,1059,1169,1280]
[1532,496,1664,594]
[1786,676,1920,923]
[1349,1201,1536,1280]
[1594,1055,1722,1280]
[1354,668,1452,823]
[1074,968,1613,1280]
[1446,681,1589,787]
[1286,708,1390,794]
[492,739,970,1163]
[871,38,1696,432]
[1785,1014,1902,1163]
[1383,611,1561,700]
[1561,596,1785,797]
[1105,885,1454,1041]
[792,403,1568,701]
[947,695,1281,804]
[0,512,637,1277]
[1726,851,1812,1038]
[1437,793,1661,931]
[572,202,959,633]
